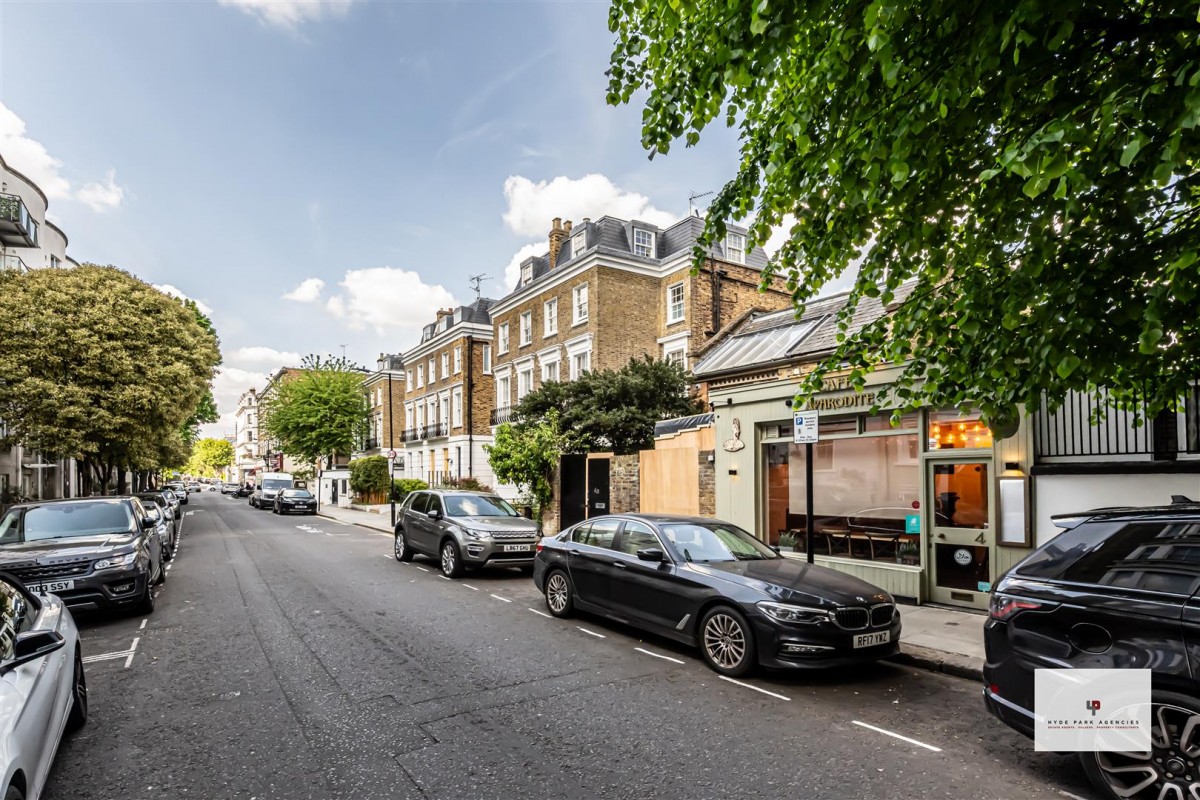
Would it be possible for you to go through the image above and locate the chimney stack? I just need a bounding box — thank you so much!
[548,217,567,269]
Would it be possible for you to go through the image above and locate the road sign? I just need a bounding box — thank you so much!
[792,410,820,444]
[386,449,397,459]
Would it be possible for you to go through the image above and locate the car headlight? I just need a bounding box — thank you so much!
[757,601,831,624]
[461,528,492,540]
[94,552,138,571]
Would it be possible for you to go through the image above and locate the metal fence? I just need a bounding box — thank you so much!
[1034,386,1200,460]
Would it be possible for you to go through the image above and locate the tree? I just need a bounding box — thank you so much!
[187,438,235,477]
[607,1,1200,426]
[0,264,221,493]
[260,354,368,466]
[348,455,391,500]
[486,414,563,524]
[516,357,702,454]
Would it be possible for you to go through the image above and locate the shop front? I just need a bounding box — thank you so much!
[709,367,1030,610]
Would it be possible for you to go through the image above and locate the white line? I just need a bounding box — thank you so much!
[139,619,147,630]
[334,521,351,526]
[82,650,134,664]
[528,607,553,619]
[416,566,429,572]
[1058,792,1089,800]
[719,675,792,701]
[384,556,397,562]
[124,636,141,669]
[490,594,512,603]
[576,627,605,638]
[851,720,942,752]
[634,647,685,665]
[462,584,479,591]
[438,575,451,581]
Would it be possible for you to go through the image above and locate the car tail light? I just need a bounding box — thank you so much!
[989,593,1055,620]
[535,539,545,553]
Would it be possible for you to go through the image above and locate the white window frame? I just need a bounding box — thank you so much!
[573,284,589,325]
[633,229,656,258]
[520,311,532,346]
[541,358,560,383]
[404,403,414,432]
[406,369,413,386]
[667,282,685,324]
[453,346,462,374]
[517,366,534,401]
[495,372,511,409]
[427,359,436,384]
[498,323,510,354]
[441,352,449,379]
[482,344,492,374]
[451,388,463,427]
[726,232,746,264]
[439,393,450,428]
[569,350,591,380]
[521,263,533,284]
[572,233,586,260]
[543,299,558,337]
[664,345,687,370]
[416,365,425,388]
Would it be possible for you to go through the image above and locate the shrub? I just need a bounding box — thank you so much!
[439,475,494,493]
[391,478,428,500]
[349,456,390,498]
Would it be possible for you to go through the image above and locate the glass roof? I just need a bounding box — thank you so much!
[693,315,824,375]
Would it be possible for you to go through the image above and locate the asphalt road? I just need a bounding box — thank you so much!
[41,492,1100,800]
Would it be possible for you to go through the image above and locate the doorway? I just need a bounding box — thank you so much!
[586,457,610,517]
[559,454,587,529]
[927,457,994,609]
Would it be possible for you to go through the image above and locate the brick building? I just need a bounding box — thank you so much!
[399,299,499,489]
[356,353,406,462]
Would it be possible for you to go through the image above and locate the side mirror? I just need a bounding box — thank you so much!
[141,516,156,530]
[427,509,443,520]
[3,630,65,674]
[636,548,666,563]
[770,545,781,555]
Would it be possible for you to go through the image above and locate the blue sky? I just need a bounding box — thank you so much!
[0,0,751,435]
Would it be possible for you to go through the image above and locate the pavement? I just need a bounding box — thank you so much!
[41,493,1096,800]
[317,502,989,681]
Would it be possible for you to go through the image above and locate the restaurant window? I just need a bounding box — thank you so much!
[929,410,993,450]
[764,413,920,565]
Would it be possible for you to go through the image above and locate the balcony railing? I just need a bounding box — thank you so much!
[422,422,448,439]
[0,193,38,248]
[361,437,380,451]
[0,254,27,273]
[490,407,516,426]
[402,429,422,443]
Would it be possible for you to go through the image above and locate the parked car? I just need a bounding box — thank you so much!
[141,504,174,563]
[221,483,239,495]
[186,482,201,494]
[0,571,88,800]
[135,491,178,545]
[166,482,188,505]
[984,497,1200,800]
[393,490,540,577]
[533,514,900,676]
[250,472,293,510]
[0,497,165,615]
[160,487,182,517]
[273,489,317,515]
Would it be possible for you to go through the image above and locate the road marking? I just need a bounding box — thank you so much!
[719,675,792,701]
[384,556,397,562]
[635,647,685,665]
[83,649,135,664]
[416,566,429,572]
[139,619,147,630]
[528,608,553,619]
[851,721,942,752]
[1058,792,1090,800]
[490,594,512,603]
[576,627,605,638]
[438,575,451,581]
[124,637,141,669]
[462,584,479,591]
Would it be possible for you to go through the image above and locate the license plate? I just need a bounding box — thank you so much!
[27,580,75,594]
[853,631,890,648]
[502,544,530,552]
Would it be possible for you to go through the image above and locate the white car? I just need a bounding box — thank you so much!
[0,575,87,800]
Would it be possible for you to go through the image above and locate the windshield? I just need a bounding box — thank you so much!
[444,495,520,518]
[282,490,313,499]
[10,501,137,542]
[137,494,164,507]
[262,479,292,490]
[660,522,780,563]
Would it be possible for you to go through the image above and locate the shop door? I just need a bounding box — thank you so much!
[927,457,994,609]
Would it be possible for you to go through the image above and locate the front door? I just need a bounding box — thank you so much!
[587,458,610,517]
[927,457,994,609]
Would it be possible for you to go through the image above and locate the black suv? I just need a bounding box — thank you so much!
[984,497,1200,800]
[0,497,166,614]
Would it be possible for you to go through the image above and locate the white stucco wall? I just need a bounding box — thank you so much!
[1033,472,1200,545]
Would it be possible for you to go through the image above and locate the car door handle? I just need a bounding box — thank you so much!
[612,561,627,568]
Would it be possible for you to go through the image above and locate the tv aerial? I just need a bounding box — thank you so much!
[468,273,491,299]
[688,190,714,217]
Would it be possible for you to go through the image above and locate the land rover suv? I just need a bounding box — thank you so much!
[393,490,540,578]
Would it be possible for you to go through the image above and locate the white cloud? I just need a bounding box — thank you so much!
[761,214,798,259]
[226,346,302,368]
[76,169,125,212]
[0,102,71,200]
[502,174,677,237]
[218,0,355,30]
[326,267,457,336]
[282,277,325,302]
[201,365,270,439]
[155,284,213,316]
[503,242,546,291]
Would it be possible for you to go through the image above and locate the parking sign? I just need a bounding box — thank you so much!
[793,410,819,444]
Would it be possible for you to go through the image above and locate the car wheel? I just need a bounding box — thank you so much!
[544,569,574,618]
[1081,690,1200,800]
[136,581,155,615]
[6,783,24,800]
[439,540,465,578]
[699,606,755,677]
[66,647,88,733]
[394,531,414,562]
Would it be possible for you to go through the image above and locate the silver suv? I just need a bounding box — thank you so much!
[393,490,540,578]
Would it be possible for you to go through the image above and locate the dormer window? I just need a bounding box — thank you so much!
[726,232,746,263]
[572,233,586,260]
[521,263,533,284]
[633,229,655,258]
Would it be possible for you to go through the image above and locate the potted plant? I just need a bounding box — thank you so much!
[897,542,920,565]
[778,532,798,552]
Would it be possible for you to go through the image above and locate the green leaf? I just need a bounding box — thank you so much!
[1120,138,1143,167]
[1056,354,1081,379]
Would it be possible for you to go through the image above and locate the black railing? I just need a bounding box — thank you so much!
[361,437,380,451]
[1034,387,1200,460]
[402,429,421,443]
[490,407,515,426]
[422,422,448,439]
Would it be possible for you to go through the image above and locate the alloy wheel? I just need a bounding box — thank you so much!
[703,613,747,671]
[546,573,569,614]
[394,535,405,559]
[1094,703,1200,799]
[441,543,456,576]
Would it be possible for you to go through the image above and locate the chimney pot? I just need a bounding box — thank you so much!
[563,220,573,235]
[552,217,562,231]
[548,217,569,270]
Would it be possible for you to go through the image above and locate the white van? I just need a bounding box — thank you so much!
[251,472,294,509]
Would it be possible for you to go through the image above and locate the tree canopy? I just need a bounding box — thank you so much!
[607,0,1200,426]
[486,414,563,523]
[186,437,235,477]
[0,264,221,490]
[515,356,702,455]
[260,354,368,465]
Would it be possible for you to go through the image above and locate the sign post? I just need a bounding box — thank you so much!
[792,410,820,564]
[387,449,398,526]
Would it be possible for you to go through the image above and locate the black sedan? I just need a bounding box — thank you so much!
[533,514,900,676]
[273,489,317,515]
